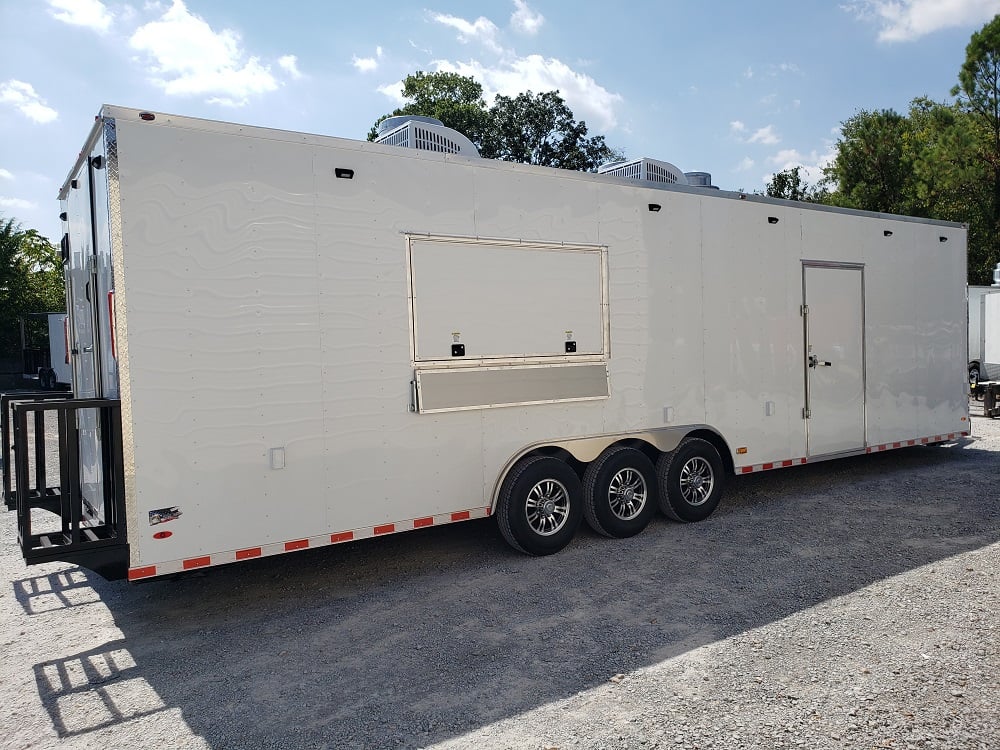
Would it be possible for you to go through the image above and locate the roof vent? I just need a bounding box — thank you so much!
[684,171,719,190]
[598,158,688,185]
[374,116,479,157]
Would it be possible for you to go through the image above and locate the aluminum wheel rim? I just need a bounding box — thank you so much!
[679,457,714,506]
[608,468,647,520]
[525,478,570,536]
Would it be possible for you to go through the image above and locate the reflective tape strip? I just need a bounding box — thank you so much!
[127,566,157,581]
[126,506,491,581]
[739,458,806,474]
[738,428,967,473]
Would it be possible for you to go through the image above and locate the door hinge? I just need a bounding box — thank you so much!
[800,304,809,317]
[802,407,811,419]
[86,254,97,272]
[409,379,419,413]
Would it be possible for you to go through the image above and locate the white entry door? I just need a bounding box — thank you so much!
[803,264,866,456]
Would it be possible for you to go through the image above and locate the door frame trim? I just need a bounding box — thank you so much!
[801,261,867,457]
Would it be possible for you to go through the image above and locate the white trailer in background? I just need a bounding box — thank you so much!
[968,285,1000,386]
[18,312,71,390]
[1,105,970,581]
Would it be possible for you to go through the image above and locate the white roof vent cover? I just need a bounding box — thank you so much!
[598,157,688,185]
[374,116,479,157]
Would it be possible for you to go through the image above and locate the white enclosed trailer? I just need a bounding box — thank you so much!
[18,312,72,389]
[1,105,969,581]
[968,285,1000,386]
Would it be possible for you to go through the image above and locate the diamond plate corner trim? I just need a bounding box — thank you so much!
[104,117,138,564]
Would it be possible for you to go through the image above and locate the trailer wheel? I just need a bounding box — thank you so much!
[39,369,54,390]
[970,365,981,390]
[497,455,583,556]
[656,438,726,523]
[582,446,657,538]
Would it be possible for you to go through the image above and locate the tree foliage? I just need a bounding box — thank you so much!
[952,14,1000,283]
[480,90,620,169]
[822,108,916,215]
[764,166,825,202]
[370,71,622,172]
[0,216,64,356]
[368,71,490,145]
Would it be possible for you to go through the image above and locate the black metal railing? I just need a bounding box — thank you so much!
[2,391,72,511]
[2,395,128,579]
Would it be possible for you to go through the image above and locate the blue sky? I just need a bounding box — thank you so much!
[2,0,1000,243]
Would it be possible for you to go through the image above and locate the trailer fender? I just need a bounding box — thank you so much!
[490,425,732,513]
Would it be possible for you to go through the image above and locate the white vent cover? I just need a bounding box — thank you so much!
[374,116,479,157]
[598,158,688,185]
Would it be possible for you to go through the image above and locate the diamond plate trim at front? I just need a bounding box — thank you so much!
[103,117,139,566]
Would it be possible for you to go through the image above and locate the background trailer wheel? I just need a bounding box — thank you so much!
[656,437,726,523]
[582,445,657,538]
[497,455,583,556]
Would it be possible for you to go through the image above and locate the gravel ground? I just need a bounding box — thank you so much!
[1,403,997,750]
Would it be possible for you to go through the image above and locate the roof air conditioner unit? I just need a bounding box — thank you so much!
[374,116,479,158]
[598,158,688,185]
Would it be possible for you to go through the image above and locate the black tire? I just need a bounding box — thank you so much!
[39,369,53,390]
[656,437,726,523]
[582,446,657,538]
[970,365,981,390]
[497,455,583,556]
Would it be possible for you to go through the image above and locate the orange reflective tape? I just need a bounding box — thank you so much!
[183,556,210,570]
[284,539,309,551]
[414,517,434,528]
[128,566,157,580]
[236,547,262,560]
[374,524,395,535]
[330,531,354,543]
[450,511,471,522]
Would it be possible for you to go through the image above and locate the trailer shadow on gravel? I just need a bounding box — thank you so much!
[15,438,1000,749]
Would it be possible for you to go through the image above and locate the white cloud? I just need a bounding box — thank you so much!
[432,12,503,53]
[730,120,747,134]
[377,81,405,105]
[352,47,383,73]
[129,0,281,106]
[765,147,835,185]
[0,80,58,123]
[737,157,755,171]
[431,55,622,131]
[511,0,544,35]
[773,62,801,75]
[748,125,781,145]
[278,55,302,80]
[47,0,113,33]
[743,66,753,79]
[0,197,38,210]
[846,0,1000,42]
[0,168,13,180]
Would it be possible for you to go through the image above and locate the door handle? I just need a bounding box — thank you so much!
[82,345,94,353]
[808,355,832,368]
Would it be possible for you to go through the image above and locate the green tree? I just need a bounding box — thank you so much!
[0,216,64,356]
[823,108,916,215]
[952,14,1000,283]
[480,90,621,171]
[367,71,490,146]
[369,72,623,172]
[764,166,826,202]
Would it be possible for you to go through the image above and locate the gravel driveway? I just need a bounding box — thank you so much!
[1,405,997,750]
